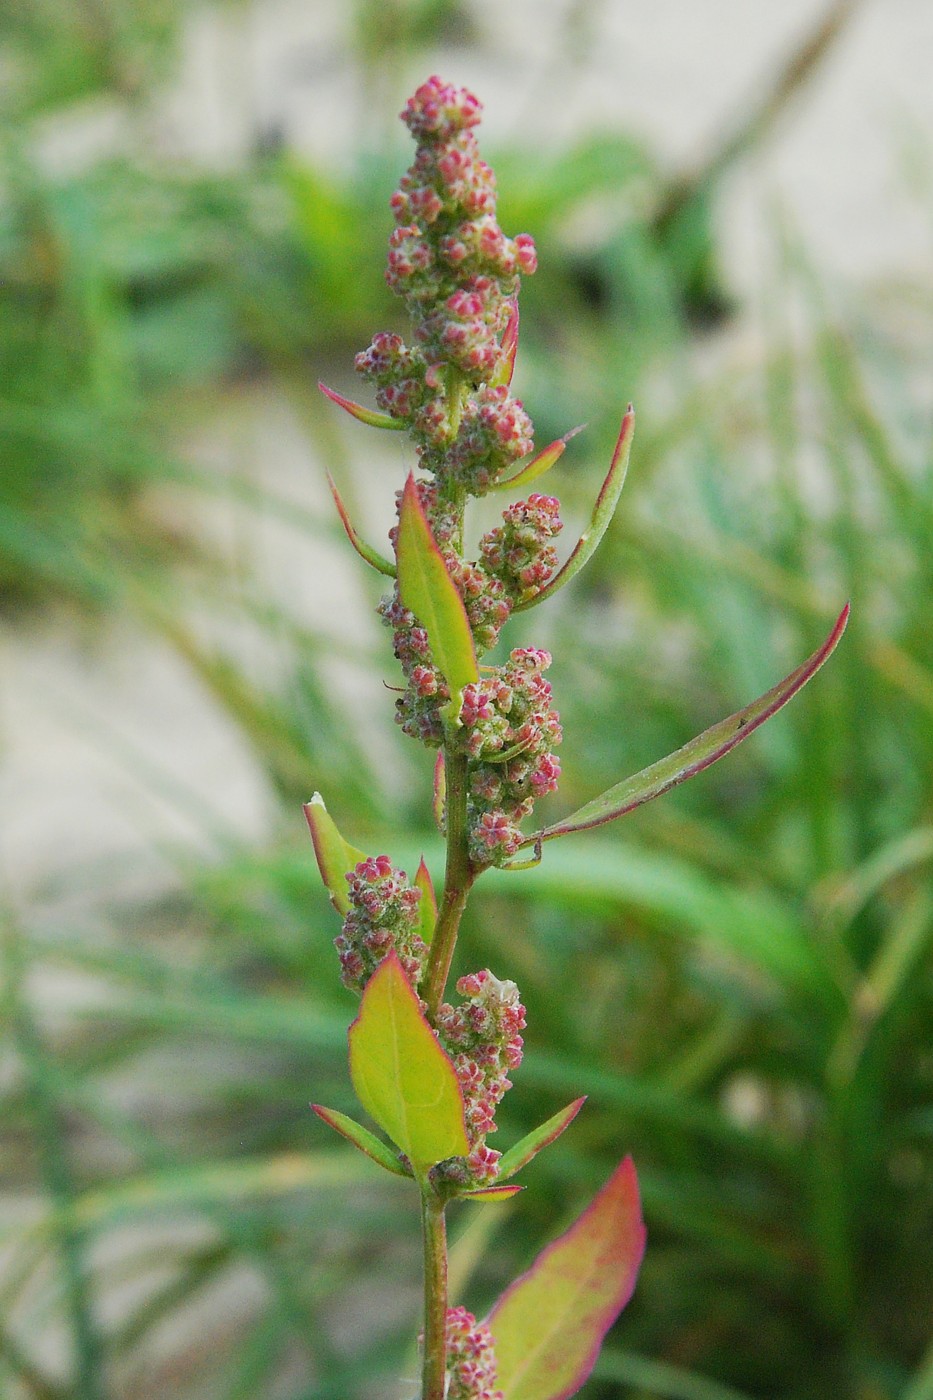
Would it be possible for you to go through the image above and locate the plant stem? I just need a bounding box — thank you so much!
[423,743,473,1020]
[420,1184,448,1400]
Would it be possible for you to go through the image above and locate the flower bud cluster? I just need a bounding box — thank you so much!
[436,969,526,1185]
[356,76,536,495]
[459,649,562,866]
[335,855,425,993]
[441,1306,503,1400]
[480,493,563,603]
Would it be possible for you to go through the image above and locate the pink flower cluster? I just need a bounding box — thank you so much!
[480,492,564,603]
[441,1305,503,1400]
[356,76,536,492]
[459,648,562,866]
[435,969,526,1185]
[335,855,425,993]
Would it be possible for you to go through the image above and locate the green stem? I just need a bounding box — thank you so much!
[422,744,474,1020]
[420,1185,448,1400]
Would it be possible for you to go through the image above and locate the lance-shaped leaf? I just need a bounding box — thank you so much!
[326,472,396,578]
[514,407,635,613]
[491,301,519,387]
[497,1098,586,1181]
[348,951,470,1175]
[493,426,586,494]
[414,857,437,945]
[522,604,849,846]
[319,380,406,431]
[303,793,368,915]
[396,473,478,722]
[311,1104,413,1178]
[487,1157,646,1400]
[461,1183,524,1202]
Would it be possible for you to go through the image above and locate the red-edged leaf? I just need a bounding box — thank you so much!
[514,407,634,613]
[491,301,519,387]
[303,793,368,915]
[326,472,396,577]
[396,473,478,722]
[311,1104,412,1178]
[497,1098,586,1181]
[432,752,446,834]
[493,426,586,494]
[414,857,437,945]
[318,380,405,431]
[461,1183,524,1202]
[487,1157,646,1400]
[348,952,470,1175]
[524,604,849,845]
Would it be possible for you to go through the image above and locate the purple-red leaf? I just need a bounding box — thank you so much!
[311,1104,412,1178]
[348,951,469,1176]
[497,1098,586,1181]
[396,473,478,723]
[303,793,368,916]
[326,472,396,577]
[318,380,405,431]
[487,1157,646,1400]
[524,603,850,846]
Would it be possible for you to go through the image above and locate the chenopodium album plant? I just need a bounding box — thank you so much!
[307,77,848,1400]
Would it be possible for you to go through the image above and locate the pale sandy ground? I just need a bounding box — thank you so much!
[3,0,933,906]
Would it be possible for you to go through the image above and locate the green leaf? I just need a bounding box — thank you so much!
[414,857,438,945]
[493,426,585,493]
[318,380,406,430]
[396,473,478,723]
[497,1098,587,1181]
[311,1104,413,1178]
[302,793,368,916]
[326,471,396,577]
[461,1183,524,1202]
[487,1156,646,1400]
[514,407,634,612]
[348,951,470,1175]
[526,604,849,845]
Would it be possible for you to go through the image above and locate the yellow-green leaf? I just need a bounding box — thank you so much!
[311,1104,413,1178]
[348,951,469,1175]
[319,380,406,431]
[497,1098,586,1181]
[493,426,585,493]
[514,407,634,613]
[524,603,849,845]
[487,1156,646,1400]
[303,793,368,916]
[414,857,438,945]
[396,473,478,723]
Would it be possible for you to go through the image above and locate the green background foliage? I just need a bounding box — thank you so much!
[2,3,931,1398]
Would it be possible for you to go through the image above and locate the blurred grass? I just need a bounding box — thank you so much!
[2,2,931,1399]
